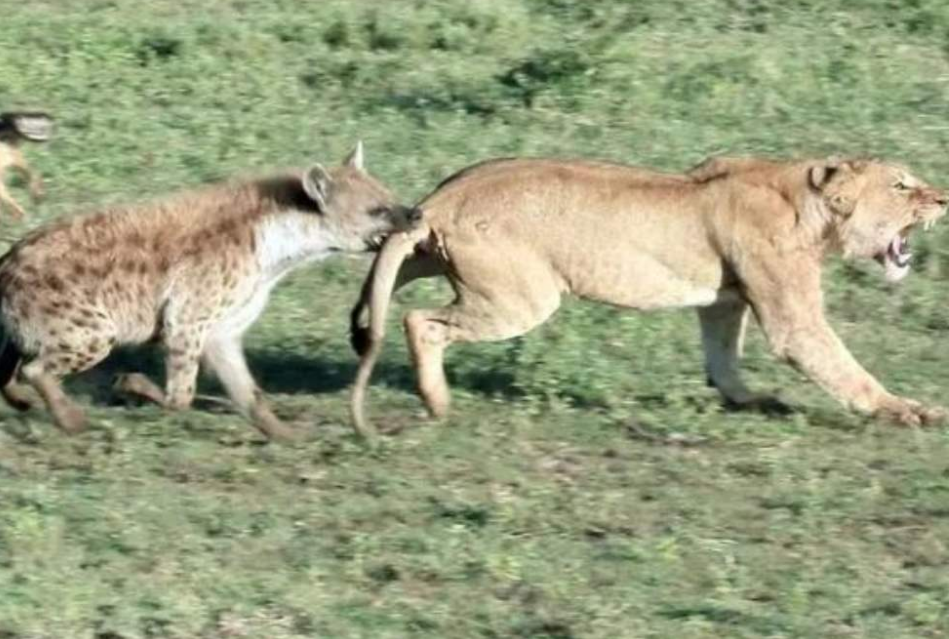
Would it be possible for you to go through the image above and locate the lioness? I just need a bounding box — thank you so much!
[349,156,947,439]
[0,142,420,439]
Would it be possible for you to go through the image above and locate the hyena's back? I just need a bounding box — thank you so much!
[0,178,295,353]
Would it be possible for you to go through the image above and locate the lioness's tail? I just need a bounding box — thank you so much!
[350,228,425,441]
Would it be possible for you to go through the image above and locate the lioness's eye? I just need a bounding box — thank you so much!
[894,181,910,191]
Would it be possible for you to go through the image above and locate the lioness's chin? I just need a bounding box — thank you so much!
[881,256,911,282]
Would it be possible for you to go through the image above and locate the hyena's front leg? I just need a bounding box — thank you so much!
[201,333,297,441]
[164,337,203,409]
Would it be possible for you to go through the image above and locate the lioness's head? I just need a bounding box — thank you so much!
[811,159,948,282]
[301,142,421,252]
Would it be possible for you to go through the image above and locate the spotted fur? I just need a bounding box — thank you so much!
[0,143,419,439]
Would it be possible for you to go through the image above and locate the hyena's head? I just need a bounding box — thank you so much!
[300,142,421,253]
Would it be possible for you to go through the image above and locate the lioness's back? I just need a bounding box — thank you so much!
[422,157,690,212]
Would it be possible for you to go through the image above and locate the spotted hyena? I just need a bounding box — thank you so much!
[0,142,420,440]
[0,111,54,219]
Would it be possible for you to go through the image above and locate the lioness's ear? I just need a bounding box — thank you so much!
[343,140,364,171]
[302,164,333,212]
[809,162,840,191]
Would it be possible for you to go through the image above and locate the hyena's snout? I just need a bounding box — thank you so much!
[391,205,423,231]
[363,206,422,250]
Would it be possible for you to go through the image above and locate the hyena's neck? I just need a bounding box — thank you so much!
[253,213,333,279]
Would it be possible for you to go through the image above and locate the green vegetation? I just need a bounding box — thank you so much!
[1,0,949,636]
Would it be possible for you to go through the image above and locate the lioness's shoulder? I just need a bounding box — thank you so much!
[687,156,787,183]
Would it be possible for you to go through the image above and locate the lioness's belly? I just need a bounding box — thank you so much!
[558,250,730,310]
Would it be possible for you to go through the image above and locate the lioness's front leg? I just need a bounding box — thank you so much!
[743,257,945,426]
[698,299,786,411]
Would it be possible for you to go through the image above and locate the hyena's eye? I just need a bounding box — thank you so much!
[368,206,391,218]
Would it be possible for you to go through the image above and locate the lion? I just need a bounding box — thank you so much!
[348,156,948,440]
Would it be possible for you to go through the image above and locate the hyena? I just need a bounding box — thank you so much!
[0,111,54,219]
[0,142,420,440]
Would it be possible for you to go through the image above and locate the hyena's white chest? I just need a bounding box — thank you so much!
[214,215,333,337]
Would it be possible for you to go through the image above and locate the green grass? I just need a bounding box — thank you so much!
[2,0,949,637]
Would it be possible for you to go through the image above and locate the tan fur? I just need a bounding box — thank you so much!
[350,156,948,439]
[0,143,420,439]
[0,113,51,219]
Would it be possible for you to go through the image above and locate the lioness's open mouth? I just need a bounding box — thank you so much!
[875,219,938,282]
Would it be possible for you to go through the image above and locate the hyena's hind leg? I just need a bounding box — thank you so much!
[20,338,115,433]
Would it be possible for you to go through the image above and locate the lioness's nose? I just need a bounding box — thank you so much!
[935,192,949,207]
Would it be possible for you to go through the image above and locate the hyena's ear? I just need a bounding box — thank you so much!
[343,140,364,171]
[302,164,334,212]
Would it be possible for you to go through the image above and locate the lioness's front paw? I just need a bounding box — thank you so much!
[875,397,946,427]
[916,403,948,426]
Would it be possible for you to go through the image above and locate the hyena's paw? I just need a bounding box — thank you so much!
[112,373,165,406]
[52,402,87,434]
[2,382,38,411]
[250,402,302,443]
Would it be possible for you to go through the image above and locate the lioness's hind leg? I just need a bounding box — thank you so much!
[351,254,443,356]
[405,285,561,419]
[698,300,786,412]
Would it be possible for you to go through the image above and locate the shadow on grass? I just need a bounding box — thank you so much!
[61,346,520,406]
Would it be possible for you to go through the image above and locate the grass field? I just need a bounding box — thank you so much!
[1,0,949,637]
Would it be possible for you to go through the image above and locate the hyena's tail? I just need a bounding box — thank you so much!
[0,333,30,411]
[349,227,427,442]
